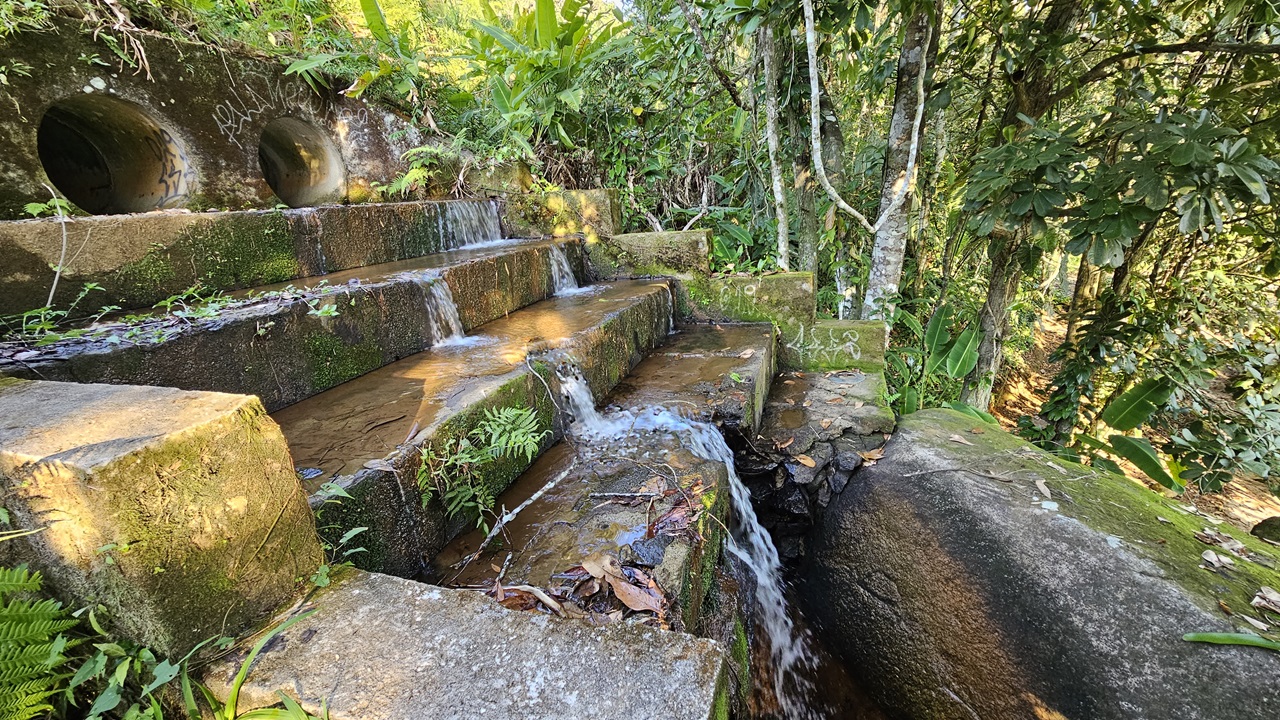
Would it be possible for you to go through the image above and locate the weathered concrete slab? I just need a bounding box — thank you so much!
[777,319,886,371]
[0,199,512,315]
[275,280,674,576]
[2,239,585,411]
[688,273,816,326]
[0,18,418,219]
[610,323,776,436]
[204,570,727,720]
[0,378,322,655]
[588,229,711,279]
[806,409,1280,720]
[501,190,621,242]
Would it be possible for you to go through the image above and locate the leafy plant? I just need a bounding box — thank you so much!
[417,406,549,529]
[0,567,77,720]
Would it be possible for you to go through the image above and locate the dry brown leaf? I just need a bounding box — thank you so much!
[970,427,985,435]
[802,400,812,407]
[820,419,833,429]
[1034,478,1052,500]
[783,380,796,385]
[1201,550,1235,570]
[948,434,976,446]
[1252,586,1280,614]
[582,551,624,579]
[776,436,795,450]
[739,348,755,359]
[637,476,668,495]
[796,454,817,468]
[859,447,886,463]
[826,397,844,404]
[606,575,664,614]
[1242,615,1271,631]
[852,400,864,409]
[1218,600,1233,615]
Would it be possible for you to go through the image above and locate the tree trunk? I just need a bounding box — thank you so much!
[960,233,1022,410]
[760,26,790,270]
[961,0,1083,408]
[862,10,935,320]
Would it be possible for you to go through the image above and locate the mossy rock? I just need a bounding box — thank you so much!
[806,408,1280,720]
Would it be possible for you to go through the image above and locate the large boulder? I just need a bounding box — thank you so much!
[806,408,1280,720]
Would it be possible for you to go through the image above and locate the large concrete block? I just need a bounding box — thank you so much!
[807,409,1280,720]
[0,379,322,655]
[688,273,817,326]
[204,570,728,720]
[501,190,621,242]
[588,229,711,279]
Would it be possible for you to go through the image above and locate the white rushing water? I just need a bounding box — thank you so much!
[420,276,469,346]
[557,366,819,718]
[548,244,584,296]
[444,199,504,248]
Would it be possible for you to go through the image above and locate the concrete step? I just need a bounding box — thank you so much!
[430,324,775,631]
[203,569,727,720]
[1,238,585,411]
[282,280,675,576]
[0,378,321,656]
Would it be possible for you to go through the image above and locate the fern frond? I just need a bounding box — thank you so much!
[0,569,39,598]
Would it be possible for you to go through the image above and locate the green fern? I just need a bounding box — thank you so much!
[0,566,76,720]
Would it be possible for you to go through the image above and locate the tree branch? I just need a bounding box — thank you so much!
[1052,40,1280,106]
[675,0,746,110]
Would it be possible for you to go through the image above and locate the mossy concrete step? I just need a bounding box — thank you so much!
[0,378,322,656]
[0,199,520,315]
[204,569,727,720]
[278,280,675,577]
[1,238,585,411]
[431,324,775,631]
[609,323,777,436]
[807,409,1280,719]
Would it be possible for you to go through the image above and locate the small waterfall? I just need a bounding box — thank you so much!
[443,199,503,248]
[548,244,581,296]
[556,366,819,718]
[417,275,468,346]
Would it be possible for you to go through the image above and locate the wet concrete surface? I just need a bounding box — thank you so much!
[273,280,669,488]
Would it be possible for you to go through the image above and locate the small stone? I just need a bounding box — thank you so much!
[1251,516,1280,544]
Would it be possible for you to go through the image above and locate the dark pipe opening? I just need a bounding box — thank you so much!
[257,117,345,208]
[37,94,192,215]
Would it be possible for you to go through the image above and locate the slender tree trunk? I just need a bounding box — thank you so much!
[960,232,1022,409]
[760,26,790,270]
[862,10,935,320]
[961,0,1083,409]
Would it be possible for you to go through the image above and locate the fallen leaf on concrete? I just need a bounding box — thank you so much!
[948,434,976,446]
[1194,527,1248,557]
[637,476,668,496]
[739,349,755,359]
[1218,600,1233,615]
[802,400,812,407]
[820,419,833,429]
[582,551,625,580]
[1157,516,1172,524]
[796,454,817,468]
[498,588,542,611]
[827,397,844,404]
[776,436,795,450]
[970,427,985,435]
[1252,586,1280,614]
[786,398,796,405]
[852,400,864,409]
[783,380,796,385]
[606,575,665,614]
[1034,478,1052,500]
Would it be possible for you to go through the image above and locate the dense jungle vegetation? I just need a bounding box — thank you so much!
[5,0,1279,506]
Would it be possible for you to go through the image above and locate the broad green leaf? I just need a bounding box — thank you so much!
[359,0,392,46]
[945,401,998,424]
[943,327,981,379]
[1183,633,1280,653]
[535,0,558,48]
[1100,377,1174,431]
[1108,435,1181,491]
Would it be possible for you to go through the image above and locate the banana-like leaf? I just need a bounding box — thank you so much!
[923,305,953,375]
[535,0,559,48]
[945,401,997,425]
[359,0,392,46]
[944,327,981,378]
[1100,377,1174,431]
[1108,435,1181,491]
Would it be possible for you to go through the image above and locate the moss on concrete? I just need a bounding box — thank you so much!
[304,333,384,391]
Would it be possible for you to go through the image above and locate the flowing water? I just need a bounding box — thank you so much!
[444,199,504,248]
[556,366,821,719]
[416,275,470,346]
[548,244,584,295]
